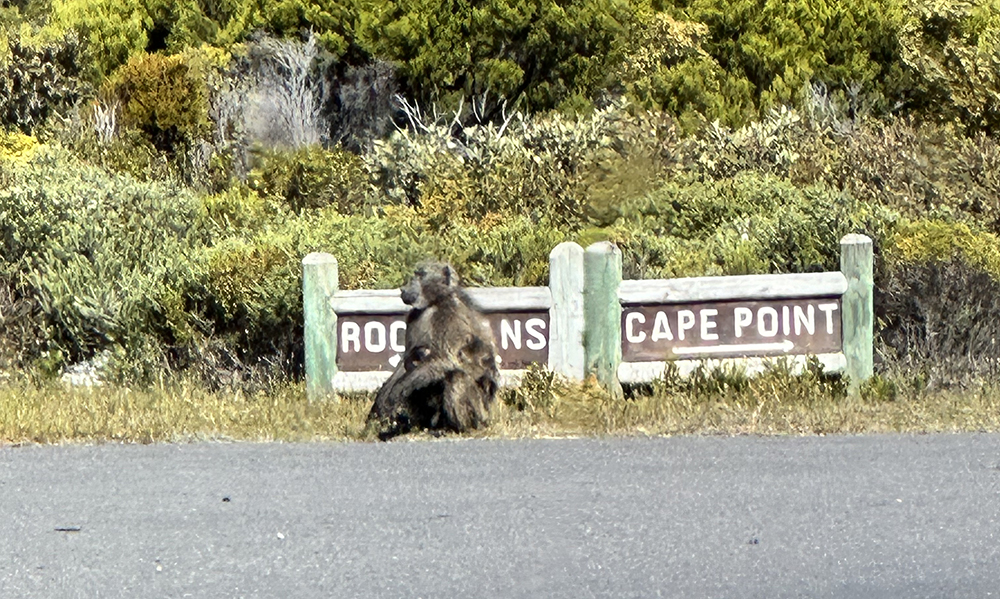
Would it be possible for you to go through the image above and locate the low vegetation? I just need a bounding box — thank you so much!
[1,0,999,443]
[4,364,1000,444]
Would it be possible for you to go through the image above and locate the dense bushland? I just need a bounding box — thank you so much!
[1,0,999,394]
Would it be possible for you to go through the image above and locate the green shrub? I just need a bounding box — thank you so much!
[0,29,84,133]
[366,100,678,226]
[612,171,890,279]
[105,51,210,152]
[675,109,1000,233]
[361,0,635,112]
[617,9,754,130]
[48,0,153,80]
[0,145,205,370]
[640,0,908,127]
[898,0,1000,133]
[247,145,371,212]
[887,219,1000,282]
[0,129,38,162]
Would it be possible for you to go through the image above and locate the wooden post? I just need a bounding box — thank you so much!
[303,252,339,401]
[584,242,623,398]
[840,234,874,395]
[549,242,586,380]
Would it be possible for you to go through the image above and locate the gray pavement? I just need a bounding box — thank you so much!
[1,434,998,598]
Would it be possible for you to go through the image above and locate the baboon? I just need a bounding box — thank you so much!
[369,262,499,439]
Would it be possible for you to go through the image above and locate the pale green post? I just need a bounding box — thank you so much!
[584,242,623,399]
[549,242,586,381]
[303,252,339,401]
[840,234,874,395]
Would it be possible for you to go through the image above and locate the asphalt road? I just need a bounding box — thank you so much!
[1,434,998,598]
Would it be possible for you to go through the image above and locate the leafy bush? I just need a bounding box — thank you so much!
[365,100,677,226]
[638,0,908,127]
[362,0,635,112]
[887,219,1000,279]
[617,9,752,130]
[0,129,38,162]
[105,51,210,153]
[677,107,1000,233]
[898,0,1000,133]
[0,29,84,133]
[48,0,153,80]
[247,144,371,212]
[0,145,204,374]
[612,171,891,279]
[870,219,1000,386]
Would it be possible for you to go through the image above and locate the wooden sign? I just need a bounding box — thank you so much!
[337,311,550,371]
[622,298,842,361]
[303,237,872,398]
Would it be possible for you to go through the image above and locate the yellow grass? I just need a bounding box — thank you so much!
[2,367,999,445]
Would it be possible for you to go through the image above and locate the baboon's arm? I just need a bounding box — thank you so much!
[388,356,463,399]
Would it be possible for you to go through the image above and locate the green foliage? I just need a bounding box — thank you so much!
[887,219,1000,280]
[0,28,83,133]
[366,100,677,226]
[48,0,152,80]
[0,129,38,161]
[247,144,371,212]
[612,171,888,279]
[0,145,204,370]
[256,0,363,57]
[362,0,635,112]
[677,106,1000,232]
[617,9,754,130]
[898,0,1000,133]
[672,0,906,125]
[105,51,210,152]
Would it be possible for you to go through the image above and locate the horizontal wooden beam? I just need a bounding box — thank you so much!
[331,286,552,315]
[619,272,848,305]
[331,369,531,392]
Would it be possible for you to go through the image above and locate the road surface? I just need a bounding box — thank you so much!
[1,434,998,598]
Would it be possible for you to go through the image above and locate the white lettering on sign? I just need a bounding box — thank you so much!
[700,309,719,341]
[626,312,647,343]
[342,321,361,353]
[818,303,838,334]
[390,321,406,352]
[525,318,547,350]
[501,319,520,350]
[734,307,753,338]
[652,311,673,341]
[794,305,814,335]
[341,315,549,357]
[364,321,386,353]
[758,307,778,337]
[678,310,696,340]
[622,299,841,361]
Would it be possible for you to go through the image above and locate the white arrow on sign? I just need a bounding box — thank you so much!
[671,339,795,357]
[388,354,401,367]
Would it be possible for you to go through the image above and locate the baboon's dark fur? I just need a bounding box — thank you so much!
[369,262,499,439]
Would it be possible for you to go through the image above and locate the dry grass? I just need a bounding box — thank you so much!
[2,365,999,445]
[481,365,1000,439]
[0,380,372,445]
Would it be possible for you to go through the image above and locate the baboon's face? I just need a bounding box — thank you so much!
[400,263,457,309]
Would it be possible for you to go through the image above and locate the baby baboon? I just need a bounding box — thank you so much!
[369,262,499,439]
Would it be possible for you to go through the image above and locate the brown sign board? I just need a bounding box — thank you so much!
[622,297,842,362]
[337,311,549,372]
